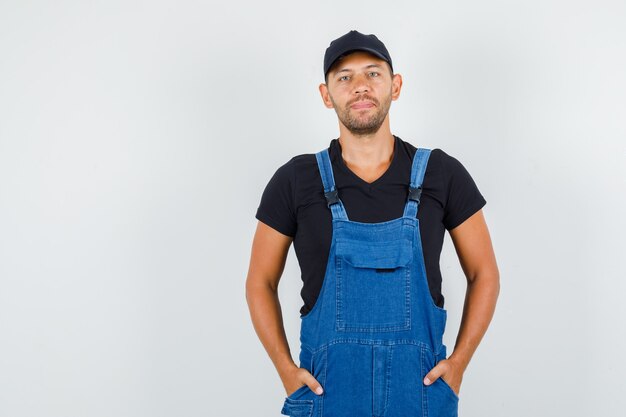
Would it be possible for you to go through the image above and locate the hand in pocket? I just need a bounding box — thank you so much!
[423,358,463,396]
[283,366,324,397]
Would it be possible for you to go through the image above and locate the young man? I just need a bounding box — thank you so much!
[245,30,500,417]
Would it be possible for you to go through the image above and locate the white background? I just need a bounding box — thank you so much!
[1,1,624,416]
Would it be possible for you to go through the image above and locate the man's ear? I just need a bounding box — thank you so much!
[391,73,403,101]
[319,83,334,109]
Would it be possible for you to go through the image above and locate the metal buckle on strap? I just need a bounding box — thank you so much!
[324,189,340,207]
[408,186,422,202]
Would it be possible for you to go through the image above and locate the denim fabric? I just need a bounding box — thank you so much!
[280,147,459,417]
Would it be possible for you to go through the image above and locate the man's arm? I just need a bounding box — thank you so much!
[245,220,325,396]
[423,208,500,395]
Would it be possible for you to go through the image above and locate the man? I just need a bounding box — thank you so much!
[245,30,499,417]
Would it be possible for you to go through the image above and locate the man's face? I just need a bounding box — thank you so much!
[319,51,402,136]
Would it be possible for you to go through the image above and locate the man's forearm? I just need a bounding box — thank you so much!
[448,272,500,371]
[246,282,297,380]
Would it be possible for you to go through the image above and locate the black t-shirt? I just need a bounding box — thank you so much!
[255,135,486,316]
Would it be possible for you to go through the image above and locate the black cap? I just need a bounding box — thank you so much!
[323,30,393,77]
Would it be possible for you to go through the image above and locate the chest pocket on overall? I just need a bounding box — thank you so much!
[335,237,414,332]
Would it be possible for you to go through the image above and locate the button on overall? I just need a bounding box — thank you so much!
[281,147,459,417]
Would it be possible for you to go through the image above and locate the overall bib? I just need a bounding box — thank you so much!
[280,147,459,417]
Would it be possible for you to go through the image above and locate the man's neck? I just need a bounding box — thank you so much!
[337,120,395,183]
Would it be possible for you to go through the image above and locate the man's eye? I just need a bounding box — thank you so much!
[369,72,379,77]
[339,76,349,81]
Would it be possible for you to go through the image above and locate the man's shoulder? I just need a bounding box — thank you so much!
[395,135,445,162]
[278,152,318,173]
[265,151,320,189]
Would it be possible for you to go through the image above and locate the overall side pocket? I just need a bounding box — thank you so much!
[421,345,459,417]
[280,385,315,417]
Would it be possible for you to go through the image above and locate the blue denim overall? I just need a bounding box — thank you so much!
[280,147,459,417]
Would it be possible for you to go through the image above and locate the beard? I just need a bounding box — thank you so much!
[330,91,392,136]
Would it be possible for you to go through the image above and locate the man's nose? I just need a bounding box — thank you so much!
[352,74,370,94]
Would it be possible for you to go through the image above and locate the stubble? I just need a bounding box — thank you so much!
[329,90,393,136]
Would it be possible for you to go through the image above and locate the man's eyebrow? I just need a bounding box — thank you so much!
[333,64,383,75]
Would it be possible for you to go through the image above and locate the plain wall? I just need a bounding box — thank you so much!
[0,1,624,416]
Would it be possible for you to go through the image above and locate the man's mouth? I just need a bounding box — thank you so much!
[351,101,375,109]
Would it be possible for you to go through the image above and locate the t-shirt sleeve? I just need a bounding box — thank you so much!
[440,150,487,230]
[255,159,297,237]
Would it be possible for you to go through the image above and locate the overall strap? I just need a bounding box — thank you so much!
[315,148,349,220]
[403,148,432,218]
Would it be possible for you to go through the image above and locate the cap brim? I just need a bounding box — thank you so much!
[325,47,390,75]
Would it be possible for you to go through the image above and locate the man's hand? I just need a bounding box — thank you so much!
[423,357,464,396]
[282,365,324,397]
